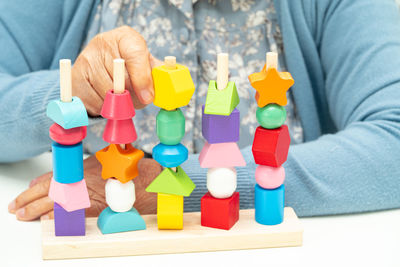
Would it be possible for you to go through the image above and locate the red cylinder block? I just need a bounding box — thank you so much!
[101,90,135,120]
[252,125,290,167]
[49,123,87,145]
[103,119,137,144]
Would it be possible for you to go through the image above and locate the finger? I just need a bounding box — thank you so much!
[16,196,54,221]
[116,26,154,105]
[29,172,52,188]
[72,55,105,116]
[150,54,164,68]
[9,178,51,213]
[41,210,54,220]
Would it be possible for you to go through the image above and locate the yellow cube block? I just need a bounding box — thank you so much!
[157,193,183,229]
[152,64,195,111]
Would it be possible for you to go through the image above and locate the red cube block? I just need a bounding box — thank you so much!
[201,192,239,230]
[252,125,290,167]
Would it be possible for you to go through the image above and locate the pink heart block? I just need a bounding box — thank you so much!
[199,142,246,168]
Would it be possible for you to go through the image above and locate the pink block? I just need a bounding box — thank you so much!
[101,90,136,120]
[49,178,91,212]
[103,119,138,144]
[199,142,246,168]
[49,123,87,145]
[255,165,285,189]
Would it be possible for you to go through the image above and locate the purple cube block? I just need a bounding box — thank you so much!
[202,105,240,144]
[54,202,85,236]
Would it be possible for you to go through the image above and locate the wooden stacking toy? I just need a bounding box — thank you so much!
[199,53,245,230]
[95,59,146,234]
[46,59,90,236]
[248,52,294,225]
[145,56,196,230]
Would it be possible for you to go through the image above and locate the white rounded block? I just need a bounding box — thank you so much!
[207,167,237,199]
[105,179,136,212]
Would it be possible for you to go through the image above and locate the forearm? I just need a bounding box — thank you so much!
[0,71,59,162]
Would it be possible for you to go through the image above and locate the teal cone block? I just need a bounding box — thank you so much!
[46,97,89,129]
[255,184,284,225]
[97,207,146,234]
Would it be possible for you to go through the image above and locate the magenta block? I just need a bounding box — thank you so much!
[49,123,87,145]
[101,90,135,120]
[54,203,85,236]
[103,119,137,144]
[202,105,239,144]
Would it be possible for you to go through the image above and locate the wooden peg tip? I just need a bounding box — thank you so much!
[59,59,72,102]
[217,53,229,91]
[113,59,125,94]
[164,56,176,69]
[266,52,278,70]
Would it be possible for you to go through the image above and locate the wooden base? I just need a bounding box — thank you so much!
[41,207,303,260]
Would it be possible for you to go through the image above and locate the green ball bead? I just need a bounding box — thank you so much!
[156,108,185,145]
[256,104,286,129]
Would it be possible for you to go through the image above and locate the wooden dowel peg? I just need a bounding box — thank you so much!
[119,144,126,150]
[266,52,278,70]
[164,56,177,69]
[171,167,177,172]
[113,59,125,94]
[59,59,72,103]
[217,53,229,91]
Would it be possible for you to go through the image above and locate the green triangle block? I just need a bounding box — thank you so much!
[204,80,240,116]
[145,166,196,196]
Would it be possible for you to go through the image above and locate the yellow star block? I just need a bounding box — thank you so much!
[248,65,294,107]
[95,144,144,183]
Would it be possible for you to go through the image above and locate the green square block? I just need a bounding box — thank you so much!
[156,108,185,145]
[204,80,240,116]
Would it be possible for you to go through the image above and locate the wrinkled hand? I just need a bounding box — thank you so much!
[72,25,162,115]
[8,155,162,221]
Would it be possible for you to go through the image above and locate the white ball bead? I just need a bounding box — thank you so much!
[207,167,237,199]
[105,179,136,212]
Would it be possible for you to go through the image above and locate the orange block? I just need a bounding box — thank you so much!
[95,144,144,183]
[248,65,294,107]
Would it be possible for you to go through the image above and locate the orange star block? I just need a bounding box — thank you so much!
[248,65,294,107]
[95,143,144,183]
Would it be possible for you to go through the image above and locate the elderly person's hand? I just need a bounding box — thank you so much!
[72,25,161,115]
[8,155,161,221]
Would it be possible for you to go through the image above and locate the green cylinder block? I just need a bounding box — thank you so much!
[156,108,185,145]
[256,104,286,129]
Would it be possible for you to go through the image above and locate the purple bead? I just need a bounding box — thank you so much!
[202,105,240,144]
[54,202,85,236]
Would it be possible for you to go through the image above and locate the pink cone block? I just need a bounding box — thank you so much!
[103,119,137,144]
[49,178,91,212]
[255,165,285,189]
[199,142,246,168]
[49,123,87,145]
[101,90,136,120]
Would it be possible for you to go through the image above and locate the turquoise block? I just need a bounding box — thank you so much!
[46,97,89,129]
[255,184,284,225]
[52,142,83,184]
[152,143,188,167]
[97,207,146,234]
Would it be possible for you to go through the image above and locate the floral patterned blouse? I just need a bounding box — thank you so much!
[83,0,304,155]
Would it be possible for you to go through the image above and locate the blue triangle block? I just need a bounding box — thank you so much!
[97,207,146,234]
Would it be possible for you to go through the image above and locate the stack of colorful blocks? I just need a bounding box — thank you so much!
[248,52,294,225]
[146,56,196,230]
[199,53,246,230]
[95,59,146,234]
[46,59,90,236]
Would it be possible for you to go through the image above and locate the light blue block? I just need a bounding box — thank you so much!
[97,207,146,234]
[152,143,188,167]
[52,142,83,184]
[255,184,285,225]
[46,96,89,129]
